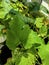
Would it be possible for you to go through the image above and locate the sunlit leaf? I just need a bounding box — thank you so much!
[35,17,44,28]
[38,43,49,65]
[0,0,12,19]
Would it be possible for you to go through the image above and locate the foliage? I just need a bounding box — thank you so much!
[0,0,49,65]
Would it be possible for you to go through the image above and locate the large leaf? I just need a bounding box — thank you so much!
[6,12,44,50]
[6,12,30,50]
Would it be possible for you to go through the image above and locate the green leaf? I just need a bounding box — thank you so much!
[39,25,47,37]
[24,30,44,49]
[17,53,34,65]
[0,25,5,31]
[38,43,49,65]
[0,0,12,19]
[6,12,44,50]
[35,17,44,28]
[12,48,35,65]
[23,16,35,24]
[12,49,22,65]
[6,12,30,50]
[7,29,20,50]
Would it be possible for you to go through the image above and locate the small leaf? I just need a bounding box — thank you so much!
[0,25,5,31]
[0,0,12,19]
[35,17,44,28]
[39,25,47,37]
[0,35,6,43]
